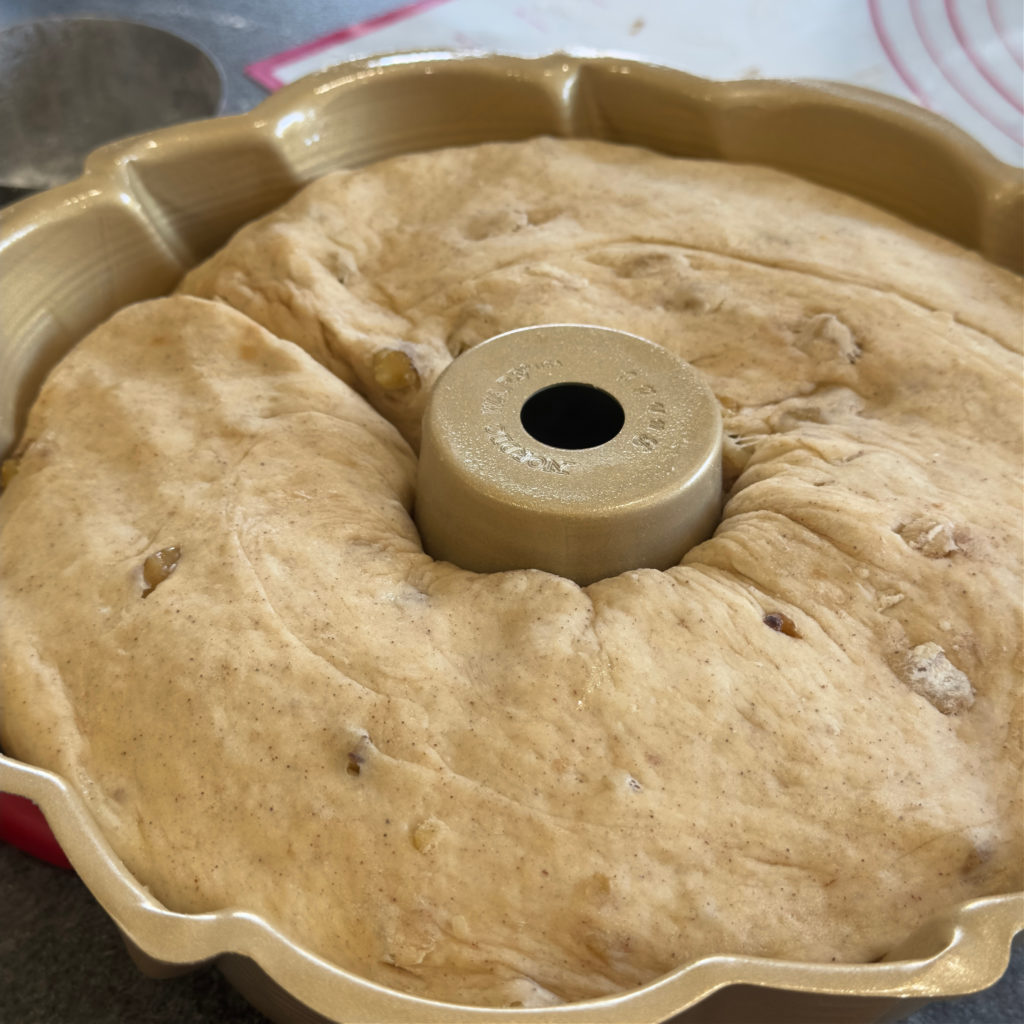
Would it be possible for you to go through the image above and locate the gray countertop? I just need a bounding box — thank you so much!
[1,2,1020,1022]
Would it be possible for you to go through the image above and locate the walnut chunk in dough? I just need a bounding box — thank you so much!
[903,642,975,715]
[897,516,961,557]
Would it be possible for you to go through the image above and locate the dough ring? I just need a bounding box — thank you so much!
[1,138,1020,1008]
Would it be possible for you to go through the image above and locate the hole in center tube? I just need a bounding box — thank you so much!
[520,382,625,450]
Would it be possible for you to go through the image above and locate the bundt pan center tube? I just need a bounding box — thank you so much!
[0,50,1021,1024]
[416,325,723,584]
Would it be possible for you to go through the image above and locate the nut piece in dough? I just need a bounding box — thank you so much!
[903,642,975,715]
[897,516,961,558]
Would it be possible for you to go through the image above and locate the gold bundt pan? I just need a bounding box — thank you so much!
[0,50,1020,1024]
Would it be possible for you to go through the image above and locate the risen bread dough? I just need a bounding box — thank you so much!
[1,139,1021,1008]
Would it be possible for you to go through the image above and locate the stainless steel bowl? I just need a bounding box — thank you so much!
[0,16,222,194]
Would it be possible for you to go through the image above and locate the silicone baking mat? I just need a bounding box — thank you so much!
[246,0,1023,166]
